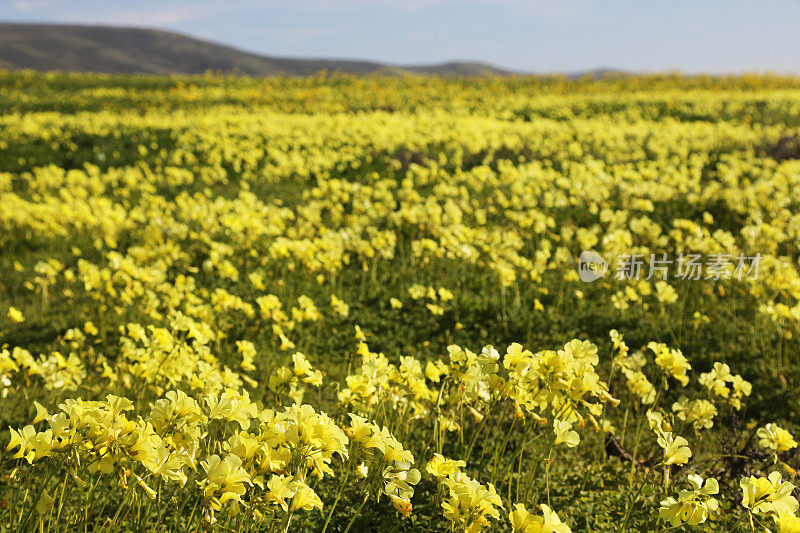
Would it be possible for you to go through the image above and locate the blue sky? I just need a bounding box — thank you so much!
[4,0,800,73]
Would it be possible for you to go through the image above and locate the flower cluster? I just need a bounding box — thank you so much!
[3,71,800,532]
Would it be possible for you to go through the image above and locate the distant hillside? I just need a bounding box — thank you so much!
[0,23,517,76]
[567,68,631,80]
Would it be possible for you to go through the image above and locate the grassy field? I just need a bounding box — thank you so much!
[1,71,800,532]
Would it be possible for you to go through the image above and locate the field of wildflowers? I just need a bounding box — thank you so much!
[1,71,800,531]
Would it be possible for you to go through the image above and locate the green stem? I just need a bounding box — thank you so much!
[342,494,369,533]
[545,448,553,507]
[281,508,295,533]
[463,400,496,464]
[321,470,350,533]
[619,469,652,533]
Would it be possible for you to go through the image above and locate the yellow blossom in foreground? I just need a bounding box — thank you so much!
[777,511,800,533]
[758,424,798,453]
[509,503,571,533]
[330,294,350,317]
[7,425,53,463]
[740,472,799,516]
[264,475,293,511]
[389,494,413,518]
[649,342,690,386]
[440,472,503,532]
[657,432,692,466]
[199,454,252,511]
[235,340,257,371]
[553,419,580,448]
[659,474,719,526]
[289,481,323,512]
[7,306,24,323]
[426,453,466,481]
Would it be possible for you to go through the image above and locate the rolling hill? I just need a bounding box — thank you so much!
[0,23,517,76]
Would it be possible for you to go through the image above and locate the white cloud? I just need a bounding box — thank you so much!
[12,0,59,12]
